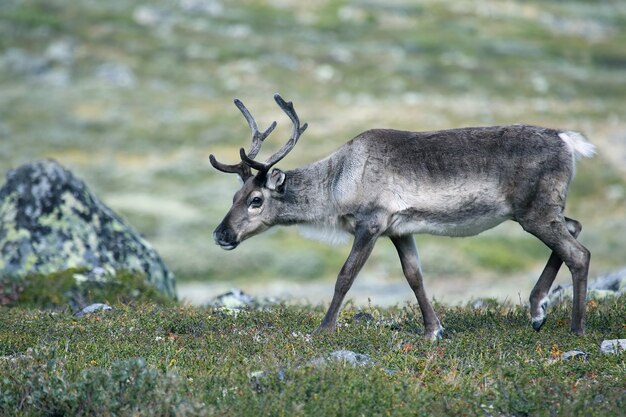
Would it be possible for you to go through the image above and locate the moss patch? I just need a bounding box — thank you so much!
[0,268,175,310]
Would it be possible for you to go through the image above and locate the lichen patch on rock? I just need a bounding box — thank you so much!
[0,159,175,298]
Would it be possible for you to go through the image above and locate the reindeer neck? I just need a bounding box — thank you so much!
[276,159,338,225]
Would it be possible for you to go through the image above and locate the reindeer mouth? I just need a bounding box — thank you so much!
[218,242,238,251]
[214,237,239,250]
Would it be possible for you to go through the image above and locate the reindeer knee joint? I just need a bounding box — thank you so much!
[566,219,582,237]
[368,223,380,235]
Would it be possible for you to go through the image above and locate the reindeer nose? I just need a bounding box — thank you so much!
[213,224,239,250]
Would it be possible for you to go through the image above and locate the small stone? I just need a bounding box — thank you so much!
[549,269,626,305]
[328,350,374,366]
[561,350,588,361]
[208,288,277,311]
[74,303,112,318]
[307,350,375,367]
[249,370,267,379]
[211,289,254,309]
[351,312,374,323]
[249,369,285,392]
[593,268,626,293]
[600,339,626,355]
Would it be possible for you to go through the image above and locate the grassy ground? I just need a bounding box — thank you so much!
[1,295,624,416]
[1,0,626,289]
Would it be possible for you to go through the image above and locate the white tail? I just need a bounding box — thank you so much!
[559,131,597,159]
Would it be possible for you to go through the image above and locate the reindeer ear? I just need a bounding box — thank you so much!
[266,168,286,192]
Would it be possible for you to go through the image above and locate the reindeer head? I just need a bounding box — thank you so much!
[210,94,307,250]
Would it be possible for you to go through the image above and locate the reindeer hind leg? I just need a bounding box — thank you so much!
[521,216,590,335]
[529,217,582,331]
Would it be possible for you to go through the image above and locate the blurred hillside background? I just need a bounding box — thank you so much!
[1,0,625,305]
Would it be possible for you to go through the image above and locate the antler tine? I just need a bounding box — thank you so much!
[209,154,251,179]
[234,99,277,159]
[237,94,308,174]
[239,148,267,172]
[261,94,308,168]
[209,98,278,180]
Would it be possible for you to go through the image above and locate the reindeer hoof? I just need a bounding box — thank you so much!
[531,298,548,331]
[570,326,585,336]
[425,325,444,341]
[314,324,336,335]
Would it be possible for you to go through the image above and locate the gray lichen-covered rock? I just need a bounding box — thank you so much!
[0,159,175,297]
[549,268,626,306]
[561,350,588,361]
[74,303,113,318]
[208,288,277,311]
[600,339,626,355]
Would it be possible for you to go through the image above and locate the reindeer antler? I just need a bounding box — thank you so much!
[209,98,277,180]
[210,94,308,179]
[240,94,308,173]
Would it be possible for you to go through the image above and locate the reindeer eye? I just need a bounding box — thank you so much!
[249,196,263,208]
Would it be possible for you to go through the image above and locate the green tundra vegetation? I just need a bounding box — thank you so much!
[0,291,624,416]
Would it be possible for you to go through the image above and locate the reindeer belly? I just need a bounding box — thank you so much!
[383,182,513,237]
[387,209,511,237]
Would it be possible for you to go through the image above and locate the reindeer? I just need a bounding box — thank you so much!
[210,94,595,339]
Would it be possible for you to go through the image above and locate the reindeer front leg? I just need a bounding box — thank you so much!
[390,235,443,340]
[319,226,379,332]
